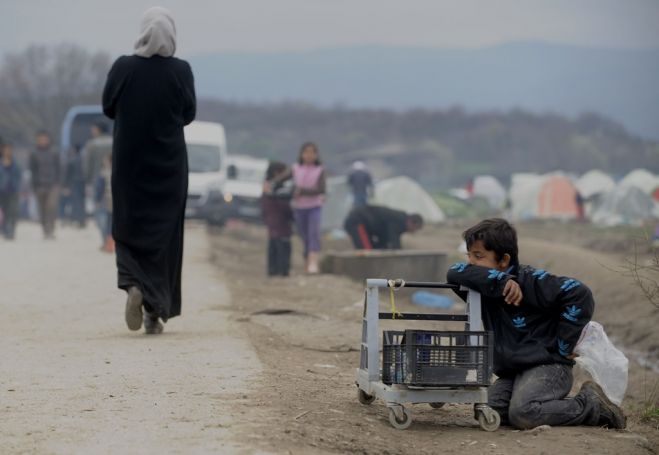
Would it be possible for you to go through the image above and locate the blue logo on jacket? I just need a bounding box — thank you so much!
[512,316,526,329]
[488,269,507,281]
[560,279,581,292]
[561,305,582,322]
[533,269,549,280]
[558,339,571,357]
[450,262,468,273]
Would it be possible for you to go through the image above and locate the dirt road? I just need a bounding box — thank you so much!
[0,223,262,454]
[2,221,656,455]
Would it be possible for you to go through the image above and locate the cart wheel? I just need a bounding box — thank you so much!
[477,408,501,432]
[429,402,445,409]
[357,388,375,405]
[388,407,412,430]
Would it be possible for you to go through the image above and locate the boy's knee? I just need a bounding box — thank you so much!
[508,401,542,430]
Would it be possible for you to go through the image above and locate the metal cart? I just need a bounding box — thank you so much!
[355,278,501,431]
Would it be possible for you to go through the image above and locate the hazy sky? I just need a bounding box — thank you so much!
[1,0,659,58]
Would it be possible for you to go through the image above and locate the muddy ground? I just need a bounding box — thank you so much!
[209,220,659,455]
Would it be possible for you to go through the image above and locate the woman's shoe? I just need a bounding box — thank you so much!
[144,314,164,335]
[125,286,144,331]
[307,252,320,274]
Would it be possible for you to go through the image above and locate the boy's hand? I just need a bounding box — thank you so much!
[566,353,579,360]
[503,279,523,306]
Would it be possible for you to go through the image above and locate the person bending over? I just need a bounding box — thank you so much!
[344,205,423,250]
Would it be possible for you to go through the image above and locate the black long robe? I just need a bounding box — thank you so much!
[102,55,196,321]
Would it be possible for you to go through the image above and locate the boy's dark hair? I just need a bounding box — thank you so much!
[265,161,287,180]
[407,213,424,228]
[36,129,50,137]
[463,218,519,266]
[297,142,321,165]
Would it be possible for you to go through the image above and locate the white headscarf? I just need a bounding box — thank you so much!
[352,161,366,171]
[134,7,177,58]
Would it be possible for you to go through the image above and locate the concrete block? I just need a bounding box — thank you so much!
[321,250,448,282]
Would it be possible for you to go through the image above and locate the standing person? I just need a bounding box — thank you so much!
[0,140,22,240]
[261,161,294,277]
[102,7,196,335]
[347,161,373,207]
[29,130,60,239]
[83,122,112,245]
[94,153,114,253]
[343,205,423,250]
[64,146,86,227]
[291,142,325,274]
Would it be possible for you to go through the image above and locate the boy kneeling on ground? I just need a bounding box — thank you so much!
[447,218,625,429]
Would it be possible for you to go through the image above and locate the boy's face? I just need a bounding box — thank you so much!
[467,240,509,271]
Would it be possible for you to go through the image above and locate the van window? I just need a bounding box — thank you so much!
[187,144,221,172]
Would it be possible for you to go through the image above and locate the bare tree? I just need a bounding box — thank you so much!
[618,234,659,309]
[0,43,111,145]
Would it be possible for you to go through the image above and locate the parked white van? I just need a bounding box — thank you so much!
[223,154,269,222]
[184,121,228,222]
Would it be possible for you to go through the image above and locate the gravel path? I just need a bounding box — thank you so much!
[0,222,262,455]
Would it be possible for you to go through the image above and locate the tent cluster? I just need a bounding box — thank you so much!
[323,168,658,232]
[505,169,659,226]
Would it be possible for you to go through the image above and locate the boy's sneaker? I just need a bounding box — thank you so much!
[580,381,626,429]
[125,286,144,331]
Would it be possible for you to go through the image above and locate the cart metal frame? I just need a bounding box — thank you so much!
[355,278,500,430]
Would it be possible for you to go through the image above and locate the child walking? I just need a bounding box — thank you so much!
[0,141,22,240]
[261,161,294,276]
[95,153,114,253]
[291,142,325,274]
[447,218,625,430]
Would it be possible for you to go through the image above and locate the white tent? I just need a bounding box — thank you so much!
[322,176,353,231]
[619,169,659,195]
[591,185,659,226]
[508,173,544,220]
[472,175,507,209]
[374,176,446,223]
[576,170,616,199]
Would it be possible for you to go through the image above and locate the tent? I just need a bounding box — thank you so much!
[509,173,580,220]
[575,170,615,199]
[472,175,507,209]
[591,185,659,226]
[537,175,580,218]
[509,173,544,219]
[374,176,446,223]
[619,169,659,195]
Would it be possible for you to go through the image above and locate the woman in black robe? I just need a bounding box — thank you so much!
[102,7,196,334]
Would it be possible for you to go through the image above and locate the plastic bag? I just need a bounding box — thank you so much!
[574,321,628,405]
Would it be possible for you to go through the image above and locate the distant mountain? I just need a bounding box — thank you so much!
[189,42,659,140]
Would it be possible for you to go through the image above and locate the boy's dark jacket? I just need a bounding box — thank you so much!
[447,262,593,377]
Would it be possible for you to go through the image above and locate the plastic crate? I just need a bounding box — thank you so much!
[382,330,493,387]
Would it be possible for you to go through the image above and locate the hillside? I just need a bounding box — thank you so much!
[197,99,659,189]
